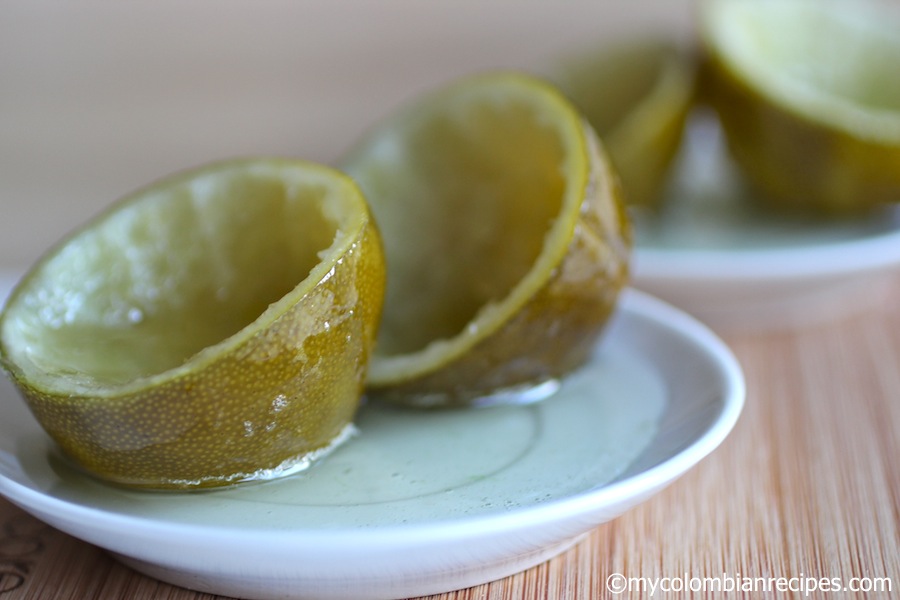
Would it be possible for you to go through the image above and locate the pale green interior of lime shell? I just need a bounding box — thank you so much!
[555,41,675,136]
[1,162,353,390]
[345,88,568,356]
[709,0,900,129]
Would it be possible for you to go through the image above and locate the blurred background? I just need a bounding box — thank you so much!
[0,1,694,270]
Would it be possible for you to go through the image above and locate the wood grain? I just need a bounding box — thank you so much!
[1,281,898,599]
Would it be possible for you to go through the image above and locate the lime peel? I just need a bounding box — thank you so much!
[700,0,900,214]
[702,0,900,143]
[343,72,630,405]
[550,39,697,209]
[0,158,385,490]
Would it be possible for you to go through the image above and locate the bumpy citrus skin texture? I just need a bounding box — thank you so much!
[700,0,900,215]
[343,73,631,407]
[554,41,696,210]
[0,159,385,489]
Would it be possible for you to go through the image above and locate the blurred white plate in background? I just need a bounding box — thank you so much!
[632,113,900,331]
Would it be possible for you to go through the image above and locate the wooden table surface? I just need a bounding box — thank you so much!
[2,276,898,600]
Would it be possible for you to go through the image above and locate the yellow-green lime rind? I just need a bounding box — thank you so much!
[700,0,900,215]
[342,72,631,407]
[552,39,697,210]
[0,158,385,489]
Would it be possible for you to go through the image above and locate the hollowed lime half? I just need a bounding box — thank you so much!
[0,158,385,490]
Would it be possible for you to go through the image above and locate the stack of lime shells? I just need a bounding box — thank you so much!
[552,0,900,217]
[0,73,631,491]
[2,0,897,491]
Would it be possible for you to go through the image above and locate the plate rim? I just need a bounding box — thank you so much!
[634,216,900,284]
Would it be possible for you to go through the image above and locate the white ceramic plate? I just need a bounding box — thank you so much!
[0,274,744,600]
[632,113,900,331]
